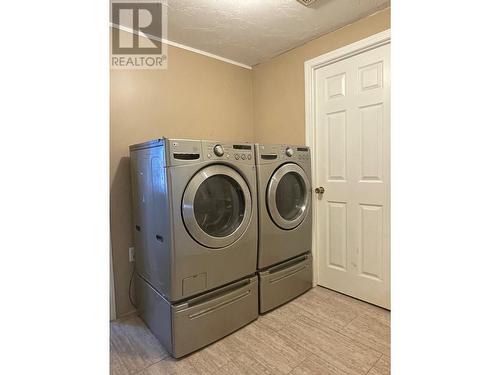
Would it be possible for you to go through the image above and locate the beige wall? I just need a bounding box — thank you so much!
[252,7,390,145]
[110,33,254,316]
[111,8,389,317]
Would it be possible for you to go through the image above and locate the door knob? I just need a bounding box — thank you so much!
[315,187,325,194]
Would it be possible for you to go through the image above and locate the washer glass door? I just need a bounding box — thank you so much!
[267,163,311,230]
[183,165,252,248]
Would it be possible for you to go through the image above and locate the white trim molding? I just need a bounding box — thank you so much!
[304,29,390,287]
[110,24,253,70]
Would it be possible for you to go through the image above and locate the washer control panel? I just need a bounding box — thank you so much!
[202,140,254,164]
[255,144,310,164]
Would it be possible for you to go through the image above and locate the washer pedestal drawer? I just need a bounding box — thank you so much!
[137,274,258,358]
[258,253,312,313]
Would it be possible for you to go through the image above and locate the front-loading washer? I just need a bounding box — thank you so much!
[129,138,258,357]
[254,143,313,313]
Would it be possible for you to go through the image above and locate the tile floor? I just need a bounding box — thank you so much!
[110,286,390,375]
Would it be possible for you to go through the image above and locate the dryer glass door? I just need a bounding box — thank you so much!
[182,165,252,248]
[267,163,311,230]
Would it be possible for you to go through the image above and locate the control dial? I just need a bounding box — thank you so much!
[213,144,224,157]
[285,147,294,157]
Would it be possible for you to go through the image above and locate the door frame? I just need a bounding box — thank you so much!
[304,29,391,286]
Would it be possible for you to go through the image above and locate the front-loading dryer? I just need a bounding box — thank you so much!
[254,143,313,313]
[129,138,258,357]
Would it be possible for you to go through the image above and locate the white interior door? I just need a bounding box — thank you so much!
[314,41,390,309]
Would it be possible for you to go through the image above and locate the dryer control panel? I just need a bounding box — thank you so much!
[201,140,254,165]
[255,144,310,165]
[164,138,203,167]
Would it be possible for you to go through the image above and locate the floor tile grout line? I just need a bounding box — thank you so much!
[264,297,389,360]
[307,311,389,357]
[333,325,386,357]
[276,314,386,371]
[313,294,390,325]
[245,315,319,372]
[363,352,384,375]
[342,326,389,356]
[298,289,385,327]
[342,312,361,330]
[259,304,308,333]
[111,321,169,375]
[315,295,388,321]
[223,324,310,375]
[129,354,170,375]
[272,322,372,375]
[112,287,390,375]
[275,312,305,333]
[284,352,311,374]
[316,286,390,313]
[276,295,351,331]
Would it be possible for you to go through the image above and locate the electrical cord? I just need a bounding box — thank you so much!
[128,262,137,308]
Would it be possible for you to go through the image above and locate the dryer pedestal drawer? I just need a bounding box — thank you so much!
[137,275,258,358]
[258,253,312,313]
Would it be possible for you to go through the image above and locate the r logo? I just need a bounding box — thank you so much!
[112,2,162,55]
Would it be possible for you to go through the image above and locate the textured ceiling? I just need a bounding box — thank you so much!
[167,0,390,67]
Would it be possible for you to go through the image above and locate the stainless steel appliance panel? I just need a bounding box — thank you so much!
[171,275,258,358]
[254,144,312,269]
[258,253,312,313]
[130,138,258,302]
[130,141,173,297]
[137,274,258,358]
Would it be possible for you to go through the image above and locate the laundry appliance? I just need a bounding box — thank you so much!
[254,144,313,313]
[129,138,258,358]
